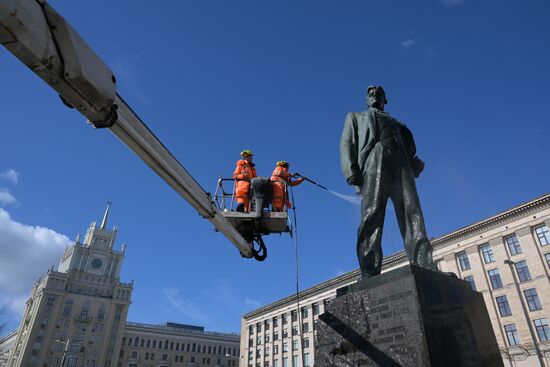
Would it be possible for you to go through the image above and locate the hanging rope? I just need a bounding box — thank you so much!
[288,185,307,367]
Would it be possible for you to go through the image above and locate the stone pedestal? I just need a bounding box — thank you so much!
[315,265,503,367]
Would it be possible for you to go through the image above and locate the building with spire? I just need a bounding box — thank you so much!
[0,205,241,367]
[4,204,133,367]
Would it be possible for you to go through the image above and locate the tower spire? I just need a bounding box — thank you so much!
[100,202,112,229]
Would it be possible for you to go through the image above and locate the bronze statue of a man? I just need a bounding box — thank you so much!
[340,86,437,278]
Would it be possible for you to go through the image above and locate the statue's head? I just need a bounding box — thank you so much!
[366,86,388,110]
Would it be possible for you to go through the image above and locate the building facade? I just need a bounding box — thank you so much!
[0,206,242,367]
[240,193,550,367]
[3,204,133,367]
[119,322,240,367]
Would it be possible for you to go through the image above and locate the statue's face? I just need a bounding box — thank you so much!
[366,86,387,110]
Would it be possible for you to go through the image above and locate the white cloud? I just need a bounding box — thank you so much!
[0,169,19,184]
[111,58,150,106]
[244,298,261,311]
[0,189,16,205]
[162,288,209,323]
[400,39,416,50]
[202,284,236,305]
[0,209,71,317]
[441,0,463,7]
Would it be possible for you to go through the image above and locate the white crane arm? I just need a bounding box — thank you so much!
[0,0,254,258]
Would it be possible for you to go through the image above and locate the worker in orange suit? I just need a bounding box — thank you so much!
[233,150,257,212]
[270,161,304,211]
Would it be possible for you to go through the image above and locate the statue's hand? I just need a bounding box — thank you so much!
[347,175,363,186]
[411,156,425,178]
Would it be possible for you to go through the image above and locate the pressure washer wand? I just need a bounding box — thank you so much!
[293,173,328,191]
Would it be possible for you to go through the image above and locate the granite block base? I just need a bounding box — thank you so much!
[314,265,503,367]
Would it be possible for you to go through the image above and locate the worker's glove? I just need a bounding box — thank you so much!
[411,156,425,178]
[346,175,362,186]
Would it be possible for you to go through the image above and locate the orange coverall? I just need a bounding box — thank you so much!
[233,160,257,211]
[270,166,304,211]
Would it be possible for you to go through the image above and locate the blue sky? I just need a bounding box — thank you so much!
[1,0,549,336]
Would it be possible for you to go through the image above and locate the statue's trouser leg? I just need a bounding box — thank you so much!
[390,162,436,270]
[357,145,390,278]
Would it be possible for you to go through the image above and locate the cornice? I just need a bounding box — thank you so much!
[432,193,550,248]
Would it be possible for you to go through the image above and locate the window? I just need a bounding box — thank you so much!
[265,347,270,356]
[291,310,297,322]
[535,225,550,246]
[301,307,308,318]
[292,326,298,336]
[524,288,542,311]
[488,269,503,289]
[63,299,73,316]
[283,357,288,367]
[265,320,270,330]
[504,324,520,346]
[274,345,279,355]
[46,296,55,311]
[81,302,90,317]
[496,296,512,317]
[463,276,476,291]
[303,338,309,349]
[97,304,106,320]
[312,303,319,315]
[303,323,309,333]
[545,253,550,269]
[257,322,262,333]
[457,251,471,271]
[480,244,495,264]
[534,319,550,341]
[505,234,522,255]
[265,334,270,343]
[283,329,288,338]
[292,356,298,367]
[273,316,279,327]
[274,331,279,341]
[274,360,279,367]
[292,340,298,351]
[131,351,138,358]
[282,314,288,325]
[249,325,254,335]
[515,260,532,282]
[304,353,310,367]
[283,342,288,352]
[257,336,262,345]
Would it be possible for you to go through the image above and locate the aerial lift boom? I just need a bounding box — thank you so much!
[0,0,255,258]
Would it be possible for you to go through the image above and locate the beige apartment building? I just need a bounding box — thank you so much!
[0,206,241,367]
[240,193,550,367]
[119,322,239,367]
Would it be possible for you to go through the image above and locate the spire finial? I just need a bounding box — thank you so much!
[100,202,112,229]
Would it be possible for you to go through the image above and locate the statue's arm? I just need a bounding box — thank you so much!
[340,112,361,185]
[402,124,425,178]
